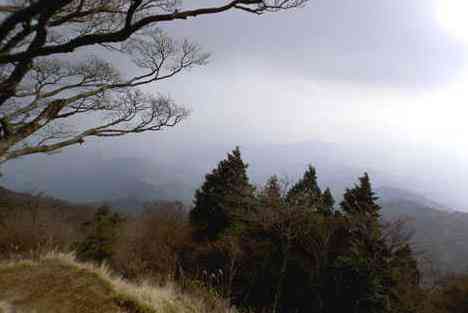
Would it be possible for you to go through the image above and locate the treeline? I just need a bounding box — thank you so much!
[1,148,467,313]
[185,147,420,313]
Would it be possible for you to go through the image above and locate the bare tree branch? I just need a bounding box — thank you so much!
[0,0,307,163]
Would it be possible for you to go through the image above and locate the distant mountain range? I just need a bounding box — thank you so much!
[3,139,467,210]
[376,186,450,213]
[0,140,414,204]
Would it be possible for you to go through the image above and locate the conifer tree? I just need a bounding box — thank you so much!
[286,165,334,215]
[260,175,284,209]
[286,165,321,206]
[320,187,335,216]
[329,173,392,313]
[340,172,380,220]
[189,147,254,241]
[75,205,124,263]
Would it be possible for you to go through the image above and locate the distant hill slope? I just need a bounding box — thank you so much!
[377,186,448,212]
[0,252,231,313]
[0,141,399,206]
[378,187,468,274]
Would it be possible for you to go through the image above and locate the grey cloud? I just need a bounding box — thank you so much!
[165,0,466,87]
[3,0,468,212]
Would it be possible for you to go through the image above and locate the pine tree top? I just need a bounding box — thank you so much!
[286,165,322,207]
[340,172,380,218]
[260,175,283,208]
[190,147,255,241]
[288,165,321,195]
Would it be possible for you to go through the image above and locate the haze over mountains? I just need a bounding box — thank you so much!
[2,139,464,211]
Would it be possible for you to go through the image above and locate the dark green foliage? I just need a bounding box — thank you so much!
[387,243,424,313]
[330,173,387,313]
[189,157,423,313]
[259,175,283,209]
[75,205,124,263]
[286,165,335,216]
[326,235,393,313]
[341,172,380,219]
[189,147,255,241]
[320,187,335,215]
[225,170,420,313]
[322,173,421,313]
[286,165,321,206]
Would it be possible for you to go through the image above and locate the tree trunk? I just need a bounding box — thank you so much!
[272,241,290,313]
[0,142,8,162]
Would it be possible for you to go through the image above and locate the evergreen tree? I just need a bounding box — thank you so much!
[340,172,380,220]
[189,147,254,241]
[328,173,392,313]
[320,187,335,216]
[286,165,321,206]
[286,165,334,215]
[75,205,124,263]
[260,175,283,209]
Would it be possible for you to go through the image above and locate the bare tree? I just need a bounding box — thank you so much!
[0,0,307,163]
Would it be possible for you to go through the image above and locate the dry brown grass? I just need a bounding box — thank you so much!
[0,258,125,313]
[0,252,236,313]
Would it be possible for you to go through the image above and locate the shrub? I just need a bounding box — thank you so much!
[112,201,191,283]
[0,193,92,260]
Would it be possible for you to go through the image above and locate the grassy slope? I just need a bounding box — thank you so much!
[0,253,226,313]
[0,261,122,313]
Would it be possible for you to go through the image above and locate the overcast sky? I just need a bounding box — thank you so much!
[110,1,466,156]
[100,0,468,207]
[5,0,468,209]
[137,0,468,148]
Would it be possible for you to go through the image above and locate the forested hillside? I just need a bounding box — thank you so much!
[2,148,468,313]
[379,187,468,274]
